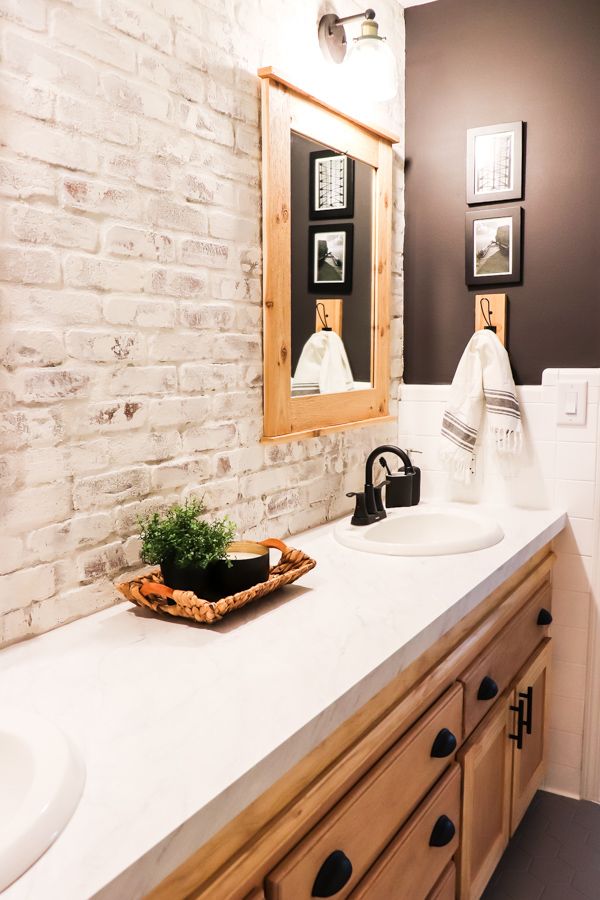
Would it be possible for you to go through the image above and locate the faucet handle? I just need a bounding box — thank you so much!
[346,491,371,527]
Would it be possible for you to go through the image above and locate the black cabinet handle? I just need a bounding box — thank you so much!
[537,608,553,626]
[430,728,458,759]
[312,850,353,897]
[509,697,525,750]
[478,675,499,701]
[519,686,533,734]
[429,814,456,847]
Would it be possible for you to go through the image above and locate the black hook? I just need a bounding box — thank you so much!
[316,302,332,332]
[480,296,497,333]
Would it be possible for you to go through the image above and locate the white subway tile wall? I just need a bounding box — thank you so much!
[399,369,600,798]
[0,0,406,645]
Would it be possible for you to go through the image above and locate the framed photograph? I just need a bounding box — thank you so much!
[465,206,522,286]
[309,150,355,219]
[308,224,353,294]
[466,121,523,204]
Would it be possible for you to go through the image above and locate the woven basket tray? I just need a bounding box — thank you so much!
[116,538,316,625]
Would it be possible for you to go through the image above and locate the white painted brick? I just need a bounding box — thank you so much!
[9,206,98,252]
[61,177,143,219]
[0,246,60,285]
[3,31,97,94]
[3,288,102,326]
[179,238,229,269]
[104,226,174,263]
[64,254,145,292]
[183,422,237,453]
[0,0,46,30]
[101,0,172,52]
[101,72,170,121]
[64,438,111,475]
[113,492,178,533]
[65,330,146,363]
[77,540,127,583]
[4,483,72,533]
[2,113,98,172]
[50,8,136,72]
[0,72,54,119]
[1,329,64,367]
[0,564,55,613]
[209,210,258,243]
[137,119,194,163]
[0,156,54,200]
[103,296,176,329]
[109,365,177,396]
[179,302,235,331]
[148,397,211,427]
[56,93,137,146]
[9,446,65,486]
[177,100,234,147]
[145,267,208,299]
[146,196,208,234]
[73,466,151,510]
[179,363,241,393]
[150,456,211,490]
[107,429,182,465]
[83,400,148,433]
[177,172,236,208]
[147,332,211,362]
[138,49,205,103]
[12,368,91,403]
[213,275,261,302]
[28,513,114,563]
[0,409,63,452]
[0,536,24,575]
[184,476,238,511]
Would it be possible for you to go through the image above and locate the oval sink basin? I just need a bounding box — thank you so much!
[335,505,504,556]
[0,709,85,891]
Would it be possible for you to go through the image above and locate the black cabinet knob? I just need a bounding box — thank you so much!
[429,814,456,847]
[430,728,458,759]
[537,608,553,626]
[477,675,499,701]
[312,850,353,897]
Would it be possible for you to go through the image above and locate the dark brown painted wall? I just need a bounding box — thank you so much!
[404,0,600,384]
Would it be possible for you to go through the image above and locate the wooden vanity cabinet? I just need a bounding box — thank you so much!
[458,639,552,900]
[148,549,554,900]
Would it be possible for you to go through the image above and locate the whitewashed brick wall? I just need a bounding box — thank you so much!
[0,0,405,645]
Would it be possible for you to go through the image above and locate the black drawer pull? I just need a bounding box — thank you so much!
[312,850,353,897]
[477,675,499,701]
[430,728,457,758]
[429,814,456,847]
[509,697,525,750]
[537,608,553,626]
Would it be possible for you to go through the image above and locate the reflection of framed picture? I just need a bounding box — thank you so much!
[308,224,353,293]
[309,150,355,219]
[466,122,523,204]
[465,206,522,286]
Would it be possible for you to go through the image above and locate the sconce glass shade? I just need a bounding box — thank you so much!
[345,24,397,102]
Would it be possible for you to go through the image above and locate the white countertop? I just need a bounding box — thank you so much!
[0,503,566,900]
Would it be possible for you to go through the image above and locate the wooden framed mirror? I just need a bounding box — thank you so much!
[259,67,399,442]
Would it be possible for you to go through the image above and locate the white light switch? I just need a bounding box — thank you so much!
[557,381,588,425]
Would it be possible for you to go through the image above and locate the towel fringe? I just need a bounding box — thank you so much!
[489,424,522,455]
[440,445,475,484]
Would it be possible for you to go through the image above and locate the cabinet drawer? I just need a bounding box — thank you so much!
[349,765,461,900]
[428,862,456,900]
[459,582,551,736]
[265,684,463,900]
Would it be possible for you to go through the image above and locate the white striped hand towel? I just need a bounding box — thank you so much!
[441,329,522,483]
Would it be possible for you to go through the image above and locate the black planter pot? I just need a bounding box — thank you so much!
[161,542,270,602]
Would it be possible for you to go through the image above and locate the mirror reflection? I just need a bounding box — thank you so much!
[290,132,374,398]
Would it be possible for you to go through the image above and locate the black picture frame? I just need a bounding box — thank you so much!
[465,206,522,286]
[309,150,355,220]
[466,121,524,205]
[308,224,354,294]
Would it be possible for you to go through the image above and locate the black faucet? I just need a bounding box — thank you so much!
[347,444,419,526]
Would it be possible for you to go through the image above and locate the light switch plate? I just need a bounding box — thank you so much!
[557,381,588,425]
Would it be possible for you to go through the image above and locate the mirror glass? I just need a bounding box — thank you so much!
[290,132,374,398]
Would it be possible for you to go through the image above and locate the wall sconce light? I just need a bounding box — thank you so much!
[318,8,398,102]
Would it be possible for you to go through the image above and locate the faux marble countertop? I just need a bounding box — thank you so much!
[0,503,566,900]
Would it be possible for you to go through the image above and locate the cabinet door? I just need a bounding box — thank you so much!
[458,696,513,900]
[510,639,551,834]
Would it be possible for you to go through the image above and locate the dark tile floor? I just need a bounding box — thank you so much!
[482,790,600,900]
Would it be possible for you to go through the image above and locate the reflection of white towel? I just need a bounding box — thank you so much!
[293,331,354,394]
[440,330,522,483]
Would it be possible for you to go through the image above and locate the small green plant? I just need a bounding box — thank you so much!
[138,498,236,569]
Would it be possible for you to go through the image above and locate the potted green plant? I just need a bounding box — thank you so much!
[138,498,237,600]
